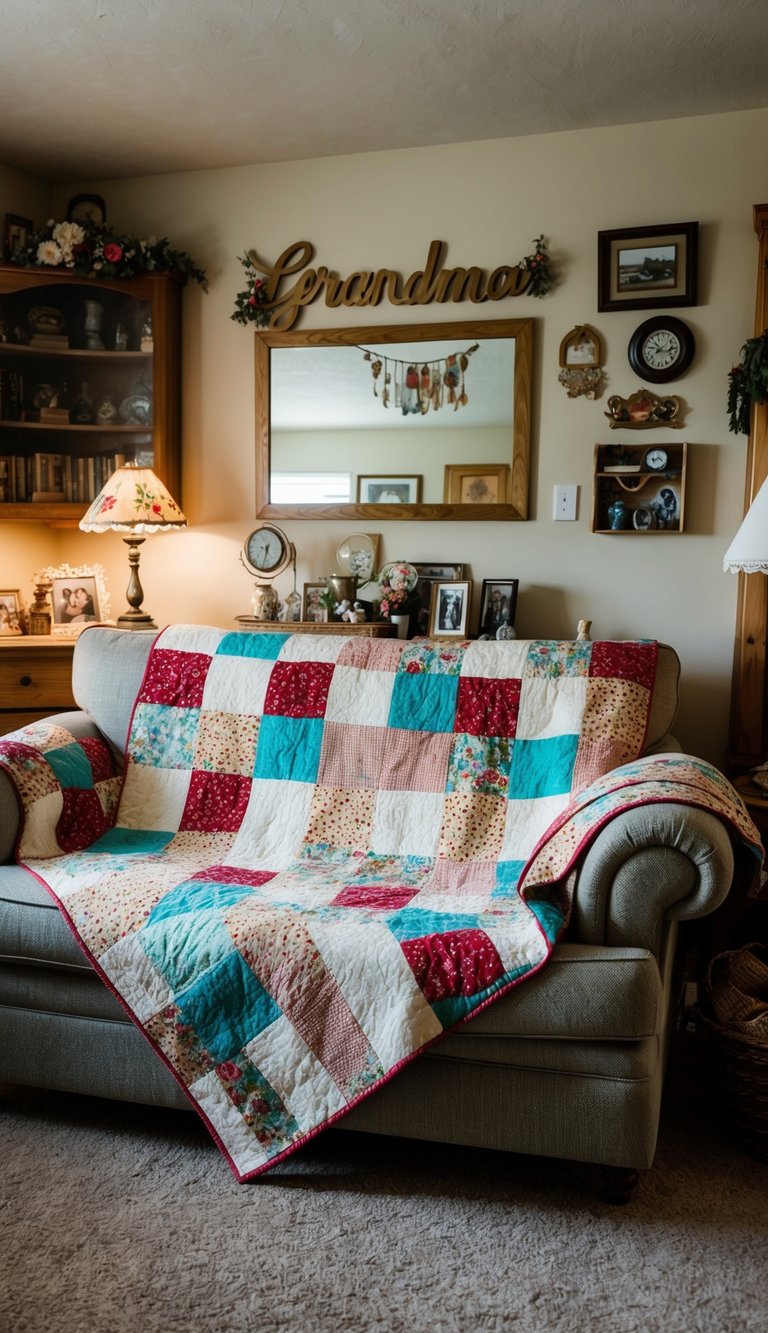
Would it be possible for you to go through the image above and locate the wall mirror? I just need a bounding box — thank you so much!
[255,318,532,521]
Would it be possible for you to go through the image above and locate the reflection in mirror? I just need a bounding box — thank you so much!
[255,319,532,521]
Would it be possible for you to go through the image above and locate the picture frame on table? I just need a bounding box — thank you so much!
[429,580,471,637]
[477,579,519,639]
[0,589,23,635]
[357,475,422,504]
[3,213,32,261]
[597,221,698,312]
[412,562,464,635]
[443,463,510,505]
[41,563,110,636]
[303,582,329,623]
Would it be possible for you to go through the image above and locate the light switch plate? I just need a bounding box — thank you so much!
[554,484,578,521]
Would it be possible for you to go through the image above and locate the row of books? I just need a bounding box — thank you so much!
[0,451,146,504]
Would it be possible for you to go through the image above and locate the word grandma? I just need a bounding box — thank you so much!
[252,240,537,330]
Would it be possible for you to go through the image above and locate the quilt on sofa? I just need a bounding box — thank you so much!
[0,627,760,1180]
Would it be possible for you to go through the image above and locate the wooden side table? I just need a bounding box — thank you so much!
[0,636,76,734]
[235,617,395,638]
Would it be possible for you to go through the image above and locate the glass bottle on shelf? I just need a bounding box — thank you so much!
[70,382,95,425]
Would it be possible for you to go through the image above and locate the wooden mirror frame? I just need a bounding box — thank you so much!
[254,318,532,521]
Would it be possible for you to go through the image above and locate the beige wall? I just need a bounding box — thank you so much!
[2,107,766,763]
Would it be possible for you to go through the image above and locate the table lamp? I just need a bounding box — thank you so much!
[80,464,187,628]
[723,475,768,574]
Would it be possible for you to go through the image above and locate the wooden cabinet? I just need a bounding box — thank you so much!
[0,637,76,734]
[730,204,768,768]
[0,265,182,525]
[592,441,687,534]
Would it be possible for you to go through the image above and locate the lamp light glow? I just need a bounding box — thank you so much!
[79,465,187,628]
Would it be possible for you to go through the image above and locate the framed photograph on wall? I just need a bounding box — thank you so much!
[0,589,23,635]
[3,213,32,261]
[477,579,519,639]
[597,221,698,312]
[357,475,422,504]
[41,563,109,635]
[429,580,471,637]
[443,463,510,505]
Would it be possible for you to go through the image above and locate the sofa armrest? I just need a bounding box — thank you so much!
[569,802,735,955]
[0,711,108,864]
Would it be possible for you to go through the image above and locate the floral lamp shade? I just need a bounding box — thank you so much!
[80,466,187,533]
[723,476,768,573]
[79,466,186,629]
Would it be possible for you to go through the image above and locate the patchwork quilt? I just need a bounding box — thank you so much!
[0,627,759,1180]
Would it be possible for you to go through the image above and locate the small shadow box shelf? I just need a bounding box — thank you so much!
[592,442,687,534]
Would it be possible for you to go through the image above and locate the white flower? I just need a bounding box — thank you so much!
[52,220,85,263]
[36,240,63,266]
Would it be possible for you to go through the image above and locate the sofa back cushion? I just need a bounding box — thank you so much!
[72,628,680,759]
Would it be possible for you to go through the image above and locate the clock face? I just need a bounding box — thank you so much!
[242,524,293,578]
[644,448,668,472]
[628,317,695,383]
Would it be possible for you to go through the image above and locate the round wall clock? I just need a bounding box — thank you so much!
[628,316,695,383]
[241,523,295,581]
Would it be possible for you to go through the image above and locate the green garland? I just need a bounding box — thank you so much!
[727,330,768,434]
[8,217,207,288]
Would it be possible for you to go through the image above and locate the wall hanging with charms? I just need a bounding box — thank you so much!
[360,341,479,415]
[557,325,604,399]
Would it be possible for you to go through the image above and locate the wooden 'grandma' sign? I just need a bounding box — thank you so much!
[248,238,549,330]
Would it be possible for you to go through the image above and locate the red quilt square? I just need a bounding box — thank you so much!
[79,737,115,784]
[57,788,113,852]
[330,884,418,910]
[195,864,277,887]
[454,676,521,737]
[589,641,657,690]
[263,660,335,718]
[400,928,505,1003]
[138,649,211,707]
[179,771,253,832]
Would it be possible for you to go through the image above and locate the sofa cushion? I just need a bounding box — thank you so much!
[72,625,158,754]
[0,869,661,1044]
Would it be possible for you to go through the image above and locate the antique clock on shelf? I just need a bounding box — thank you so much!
[240,523,295,620]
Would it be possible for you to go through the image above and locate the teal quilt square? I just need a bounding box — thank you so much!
[130,702,200,769]
[508,734,579,799]
[141,907,237,995]
[90,828,175,854]
[386,906,482,941]
[176,948,282,1063]
[45,743,94,790]
[217,631,288,661]
[491,860,526,897]
[254,714,324,783]
[388,673,459,733]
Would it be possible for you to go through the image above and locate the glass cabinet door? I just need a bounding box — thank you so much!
[0,266,182,523]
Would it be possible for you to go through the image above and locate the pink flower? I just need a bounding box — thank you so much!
[99,494,117,513]
[151,502,162,515]
[217,1061,241,1082]
[103,242,123,263]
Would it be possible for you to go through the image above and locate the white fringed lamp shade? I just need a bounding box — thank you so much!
[723,476,768,574]
[79,466,186,629]
[79,466,187,533]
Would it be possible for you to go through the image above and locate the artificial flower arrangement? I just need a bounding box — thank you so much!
[231,251,271,326]
[9,218,207,287]
[519,235,552,298]
[727,331,768,434]
[377,561,420,619]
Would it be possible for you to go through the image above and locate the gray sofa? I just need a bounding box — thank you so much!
[0,629,737,1194]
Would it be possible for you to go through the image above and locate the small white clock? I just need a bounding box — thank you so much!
[643,448,669,472]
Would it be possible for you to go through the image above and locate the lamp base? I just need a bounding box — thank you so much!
[116,609,157,630]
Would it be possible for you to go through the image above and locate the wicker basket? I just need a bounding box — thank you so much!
[693,942,768,1162]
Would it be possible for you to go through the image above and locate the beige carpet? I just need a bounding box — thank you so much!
[1,1039,766,1333]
